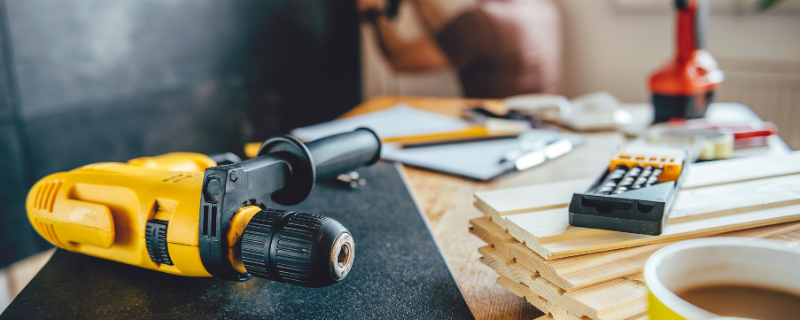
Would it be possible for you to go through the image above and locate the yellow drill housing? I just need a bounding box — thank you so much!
[27,153,218,277]
[25,129,382,287]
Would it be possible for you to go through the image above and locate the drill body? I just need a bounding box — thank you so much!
[26,129,382,287]
[28,154,216,277]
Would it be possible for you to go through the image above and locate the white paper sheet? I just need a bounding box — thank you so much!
[382,130,584,181]
[291,103,470,141]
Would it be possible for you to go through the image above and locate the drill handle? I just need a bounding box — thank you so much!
[675,0,707,59]
[305,128,382,179]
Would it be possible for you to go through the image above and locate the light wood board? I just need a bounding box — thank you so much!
[486,247,648,320]
[472,217,800,320]
[474,152,800,259]
[470,216,800,292]
[495,275,579,320]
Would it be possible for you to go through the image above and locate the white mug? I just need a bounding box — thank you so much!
[644,237,800,320]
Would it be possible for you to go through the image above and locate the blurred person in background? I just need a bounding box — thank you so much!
[359,0,562,98]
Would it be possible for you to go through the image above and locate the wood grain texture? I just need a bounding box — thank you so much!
[485,248,649,320]
[681,153,800,189]
[471,216,800,292]
[536,314,557,320]
[496,276,581,320]
[474,152,800,259]
[472,217,800,320]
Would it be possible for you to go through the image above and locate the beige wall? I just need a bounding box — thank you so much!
[558,0,800,103]
[362,0,800,102]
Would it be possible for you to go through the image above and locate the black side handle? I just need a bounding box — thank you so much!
[304,128,381,179]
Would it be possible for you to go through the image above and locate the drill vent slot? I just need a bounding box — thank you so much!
[202,205,209,235]
[202,204,218,236]
[33,180,62,213]
[210,206,218,237]
[34,219,62,247]
[163,173,196,183]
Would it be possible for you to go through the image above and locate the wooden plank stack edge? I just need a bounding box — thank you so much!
[469,152,800,320]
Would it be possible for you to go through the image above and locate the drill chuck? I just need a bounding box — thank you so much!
[240,209,354,287]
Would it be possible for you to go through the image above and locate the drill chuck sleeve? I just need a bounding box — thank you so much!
[304,128,381,179]
[241,209,354,287]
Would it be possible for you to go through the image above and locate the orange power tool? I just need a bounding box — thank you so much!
[649,0,724,123]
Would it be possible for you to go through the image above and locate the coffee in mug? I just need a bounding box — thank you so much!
[676,284,800,320]
[645,237,800,320]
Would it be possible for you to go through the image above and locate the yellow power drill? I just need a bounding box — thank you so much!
[26,129,381,288]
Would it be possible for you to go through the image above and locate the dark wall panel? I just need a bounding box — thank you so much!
[246,0,362,138]
[7,0,268,118]
[0,59,11,121]
[7,0,362,136]
[0,124,50,267]
[0,19,12,122]
[25,82,249,180]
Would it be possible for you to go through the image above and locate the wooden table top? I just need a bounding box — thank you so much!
[347,96,628,319]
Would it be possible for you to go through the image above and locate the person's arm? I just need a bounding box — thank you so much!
[409,0,447,34]
[359,0,449,72]
[368,15,449,72]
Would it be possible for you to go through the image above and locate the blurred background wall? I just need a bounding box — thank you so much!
[0,0,361,269]
[362,0,800,148]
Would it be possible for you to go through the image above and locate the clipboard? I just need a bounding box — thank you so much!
[382,130,584,181]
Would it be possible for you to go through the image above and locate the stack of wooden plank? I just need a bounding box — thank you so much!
[469,152,800,320]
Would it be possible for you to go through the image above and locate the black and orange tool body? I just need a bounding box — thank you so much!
[26,129,381,288]
[569,146,689,236]
[649,0,724,122]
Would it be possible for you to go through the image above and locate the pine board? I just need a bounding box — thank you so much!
[472,218,800,320]
[474,152,800,259]
[496,275,571,320]
[485,248,648,320]
[680,152,800,189]
[470,216,800,291]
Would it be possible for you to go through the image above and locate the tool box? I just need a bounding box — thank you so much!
[568,145,689,235]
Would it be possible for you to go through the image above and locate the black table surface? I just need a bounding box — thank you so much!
[1,163,474,320]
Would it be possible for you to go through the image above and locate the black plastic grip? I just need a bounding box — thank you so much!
[675,0,706,50]
[695,0,707,50]
[304,128,381,179]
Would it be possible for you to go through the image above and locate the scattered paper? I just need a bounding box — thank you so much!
[291,103,470,141]
[383,130,584,181]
